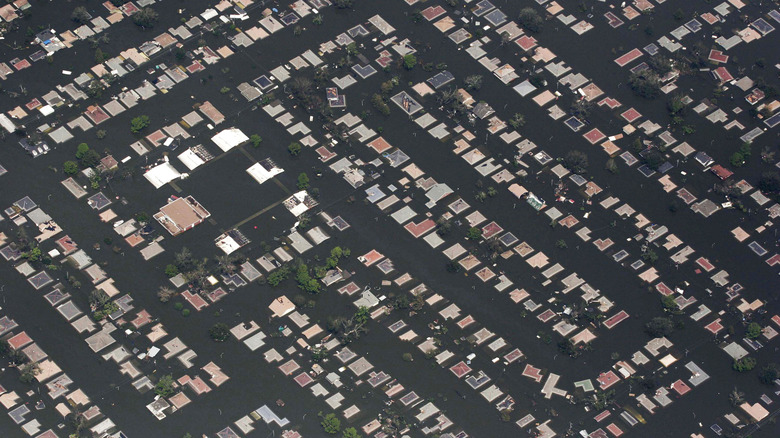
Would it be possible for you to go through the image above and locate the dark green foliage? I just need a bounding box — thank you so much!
[154,374,175,397]
[130,115,150,133]
[209,323,230,342]
[645,317,674,338]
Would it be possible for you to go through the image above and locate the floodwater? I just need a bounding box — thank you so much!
[0,0,779,437]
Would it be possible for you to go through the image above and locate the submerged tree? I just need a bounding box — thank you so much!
[133,8,159,28]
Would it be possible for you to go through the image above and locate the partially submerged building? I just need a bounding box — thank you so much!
[154,196,210,236]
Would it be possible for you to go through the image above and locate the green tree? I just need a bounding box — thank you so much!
[403,54,417,70]
[95,48,108,64]
[353,306,370,325]
[371,94,390,116]
[321,413,341,434]
[130,115,151,133]
[464,74,483,90]
[342,428,361,438]
[80,149,101,168]
[89,289,111,308]
[746,322,762,339]
[288,142,302,156]
[661,294,679,312]
[733,357,756,372]
[165,264,179,278]
[729,152,745,167]
[76,143,90,159]
[297,172,310,189]
[87,80,106,99]
[63,161,79,175]
[295,264,321,293]
[466,227,482,240]
[154,374,175,397]
[267,266,290,286]
[24,247,42,262]
[209,323,230,342]
[508,113,526,129]
[250,134,263,148]
[642,249,659,265]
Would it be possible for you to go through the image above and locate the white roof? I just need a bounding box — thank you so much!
[144,162,181,189]
[286,191,311,217]
[0,114,16,133]
[246,161,284,184]
[178,148,205,170]
[211,127,248,152]
[201,8,218,20]
[39,105,55,116]
[215,234,241,255]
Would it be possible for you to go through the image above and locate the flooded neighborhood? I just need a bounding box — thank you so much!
[0,0,779,437]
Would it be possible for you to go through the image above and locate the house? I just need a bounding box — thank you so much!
[215,229,250,254]
[694,151,714,167]
[712,66,734,83]
[153,196,210,236]
[710,165,733,180]
[472,102,495,120]
[139,41,162,57]
[740,402,769,422]
[456,89,475,108]
[99,155,119,172]
[745,88,765,105]
[35,29,65,54]
[269,295,295,318]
